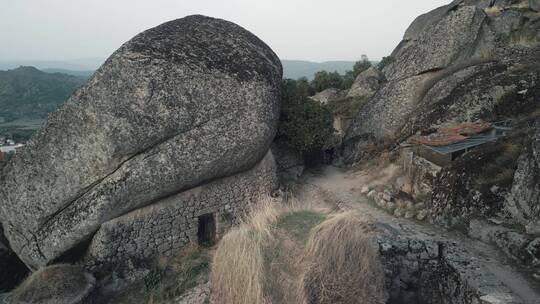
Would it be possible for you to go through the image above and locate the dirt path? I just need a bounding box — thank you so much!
[300,166,540,304]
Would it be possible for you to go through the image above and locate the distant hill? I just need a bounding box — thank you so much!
[1,58,360,80]
[0,66,86,123]
[282,60,356,80]
[0,58,104,72]
[42,68,95,77]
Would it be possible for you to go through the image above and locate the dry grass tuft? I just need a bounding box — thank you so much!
[301,212,385,304]
[211,197,283,304]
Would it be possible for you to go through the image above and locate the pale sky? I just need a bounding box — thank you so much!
[0,0,449,62]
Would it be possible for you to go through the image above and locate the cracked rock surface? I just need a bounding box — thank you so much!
[0,15,282,269]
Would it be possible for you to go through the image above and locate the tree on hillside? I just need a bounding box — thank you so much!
[310,71,343,93]
[378,56,395,70]
[278,79,336,153]
[352,54,372,78]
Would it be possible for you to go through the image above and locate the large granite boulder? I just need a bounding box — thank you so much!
[344,0,540,163]
[346,67,384,99]
[0,15,282,269]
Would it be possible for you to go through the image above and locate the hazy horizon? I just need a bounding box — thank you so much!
[1,0,449,63]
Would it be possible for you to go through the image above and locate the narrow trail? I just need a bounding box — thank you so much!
[300,166,540,304]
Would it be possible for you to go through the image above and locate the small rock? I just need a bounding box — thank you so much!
[386,201,397,212]
[525,238,540,266]
[414,202,425,210]
[416,210,428,221]
[382,190,393,202]
[361,186,370,194]
[405,201,415,210]
[394,208,405,218]
[487,218,503,225]
[405,210,417,219]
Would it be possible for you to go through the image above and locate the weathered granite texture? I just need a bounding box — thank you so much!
[505,121,540,235]
[344,0,540,163]
[346,67,384,99]
[84,152,277,271]
[379,234,528,304]
[0,15,282,268]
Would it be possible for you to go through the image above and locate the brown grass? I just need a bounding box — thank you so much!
[211,199,386,304]
[301,212,385,304]
[210,198,282,304]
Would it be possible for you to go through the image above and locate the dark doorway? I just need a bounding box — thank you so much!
[197,213,216,247]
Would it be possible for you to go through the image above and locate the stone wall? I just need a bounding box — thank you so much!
[400,148,441,196]
[83,151,277,272]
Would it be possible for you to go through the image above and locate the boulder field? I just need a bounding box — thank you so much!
[0,15,282,270]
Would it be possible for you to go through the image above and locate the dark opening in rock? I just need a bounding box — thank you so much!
[197,213,216,247]
[0,224,30,292]
[52,236,93,265]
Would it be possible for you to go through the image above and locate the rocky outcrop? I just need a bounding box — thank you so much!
[344,0,540,163]
[0,15,282,269]
[346,67,384,99]
[310,88,346,104]
[505,121,540,235]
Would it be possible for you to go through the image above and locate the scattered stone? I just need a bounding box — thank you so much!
[405,200,415,210]
[524,238,540,266]
[386,201,397,212]
[394,208,405,218]
[405,210,417,219]
[360,186,370,194]
[414,202,426,210]
[382,191,393,202]
[416,210,428,221]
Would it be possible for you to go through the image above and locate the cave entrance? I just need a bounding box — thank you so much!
[197,213,216,247]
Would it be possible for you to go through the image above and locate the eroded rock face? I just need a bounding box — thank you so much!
[343,0,540,163]
[0,15,282,268]
[346,67,384,99]
[505,121,540,235]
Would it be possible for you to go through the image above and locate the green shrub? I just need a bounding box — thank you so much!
[327,96,369,118]
[378,56,395,70]
[278,79,336,153]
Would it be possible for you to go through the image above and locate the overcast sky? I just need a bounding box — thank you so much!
[1,0,449,63]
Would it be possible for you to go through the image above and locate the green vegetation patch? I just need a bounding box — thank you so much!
[277,79,337,153]
[327,96,369,118]
[275,210,326,243]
